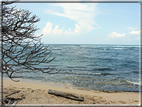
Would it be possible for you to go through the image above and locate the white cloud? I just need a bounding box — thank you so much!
[42,22,82,36]
[129,30,140,35]
[109,32,125,38]
[127,27,140,35]
[44,3,100,35]
[42,22,64,35]
[127,27,137,31]
[74,23,81,33]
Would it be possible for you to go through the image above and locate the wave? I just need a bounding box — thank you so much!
[103,48,123,50]
[113,48,123,50]
[100,73,113,75]
[104,47,137,50]
[74,45,81,46]
[126,80,140,85]
[93,68,112,71]
[58,71,114,76]
[115,45,140,47]
[66,66,87,69]
[83,45,140,48]
[102,45,140,48]
[132,70,139,74]
[53,48,62,50]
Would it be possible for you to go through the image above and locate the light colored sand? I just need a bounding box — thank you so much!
[1,79,140,105]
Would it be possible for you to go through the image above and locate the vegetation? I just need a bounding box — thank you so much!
[1,1,59,82]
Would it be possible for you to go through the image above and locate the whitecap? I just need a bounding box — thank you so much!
[127,80,140,85]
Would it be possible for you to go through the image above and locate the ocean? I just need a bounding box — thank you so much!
[3,44,140,92]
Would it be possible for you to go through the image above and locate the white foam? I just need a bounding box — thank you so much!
[113,48,123,50]
[127,80,140,85]
[92,73,102,75]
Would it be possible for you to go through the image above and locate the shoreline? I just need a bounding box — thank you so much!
[2,77,77,90]
[1,78,140,105]
[2,76,140,93]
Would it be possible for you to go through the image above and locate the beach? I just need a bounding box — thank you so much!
[1,79,140,105]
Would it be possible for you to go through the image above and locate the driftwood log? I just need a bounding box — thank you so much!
[48,89,84,101]
[6,97,25,100]
[5,91,20,98]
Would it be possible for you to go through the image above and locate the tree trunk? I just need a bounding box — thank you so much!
[48,89,84,101]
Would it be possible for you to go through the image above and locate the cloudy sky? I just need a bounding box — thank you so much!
[13,1,140,45]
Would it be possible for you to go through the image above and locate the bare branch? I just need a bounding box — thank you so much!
[1,2,60,81]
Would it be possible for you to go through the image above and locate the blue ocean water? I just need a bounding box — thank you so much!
[4,44,140,92]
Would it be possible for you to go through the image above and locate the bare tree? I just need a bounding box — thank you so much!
[1,1,59,82]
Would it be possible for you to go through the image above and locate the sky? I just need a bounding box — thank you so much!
[12,1,140,45]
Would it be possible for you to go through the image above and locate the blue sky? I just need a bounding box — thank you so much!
[13,2,140,45]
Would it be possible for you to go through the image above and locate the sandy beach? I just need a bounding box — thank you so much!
[1,78,140,106]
